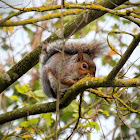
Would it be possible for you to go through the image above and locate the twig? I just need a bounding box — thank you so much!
[107,32,140,81]
[45,99,102,139]
[66,93,83,140]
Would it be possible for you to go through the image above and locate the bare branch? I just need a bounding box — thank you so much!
[107,32,140,81]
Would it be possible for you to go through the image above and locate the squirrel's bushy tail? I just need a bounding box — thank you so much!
[40,40,105,65]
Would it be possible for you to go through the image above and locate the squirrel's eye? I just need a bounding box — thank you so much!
[82,63,87,69]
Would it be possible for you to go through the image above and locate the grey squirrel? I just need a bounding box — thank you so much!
[40,40,103,98]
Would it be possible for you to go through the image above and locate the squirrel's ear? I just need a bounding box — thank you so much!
[91,54,95,59]
[76,51,83,61]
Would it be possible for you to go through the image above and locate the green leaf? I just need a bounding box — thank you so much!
[109,14,120,20]
[137,65,140,70]
[99,15,106,22]
[8,95,18,101]
[9,11,15,16]
[111,24,119,30]
[28,91,40,102]
[71,101,79,111]
[72,113,78,118]
[23,26,34,39]
[122,19,130,24]
[32,80,40,89]
[29,118,39,124]
[78,123,84,127]
[34,90,45,98]
[1,44,9,50]
[15,84,31,94]
[74,32,81,38]
[85,122,100,131]
[20,121,29,128]
[41,113,53,126]
[102,110,110,117]
[98,109,110,117]
[60,104,75,123]
[8,95,21,103]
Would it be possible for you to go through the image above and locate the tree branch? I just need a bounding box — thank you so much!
[107,32,140,81]
[1,2,139,27]
[45,99,102,139]
[0,10,83,27]
[0,76,140,125]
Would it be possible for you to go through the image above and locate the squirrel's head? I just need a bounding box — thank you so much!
[76,51,96,78]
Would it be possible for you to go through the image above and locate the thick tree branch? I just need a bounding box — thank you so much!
[0,76,140,125]
[0,0,128,94]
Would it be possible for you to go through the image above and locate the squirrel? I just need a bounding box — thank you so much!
[40,40,103,98]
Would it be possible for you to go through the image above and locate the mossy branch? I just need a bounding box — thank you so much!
[116,2,140,10]
[0,10,83,27]
[1,0,138,27]
[107,32,140,81]
[0,0,61,12]
[1,0,139,13]
[0,46,41,93]
[0,76,140,125]
[0,0,128,94]
[0,11,24,25]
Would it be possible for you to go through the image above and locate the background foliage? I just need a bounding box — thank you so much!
[0,0,140,139]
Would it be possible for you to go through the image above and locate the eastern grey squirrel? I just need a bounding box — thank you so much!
[40,40,103,98]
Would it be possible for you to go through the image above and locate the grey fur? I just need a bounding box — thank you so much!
[40,40,104,98]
